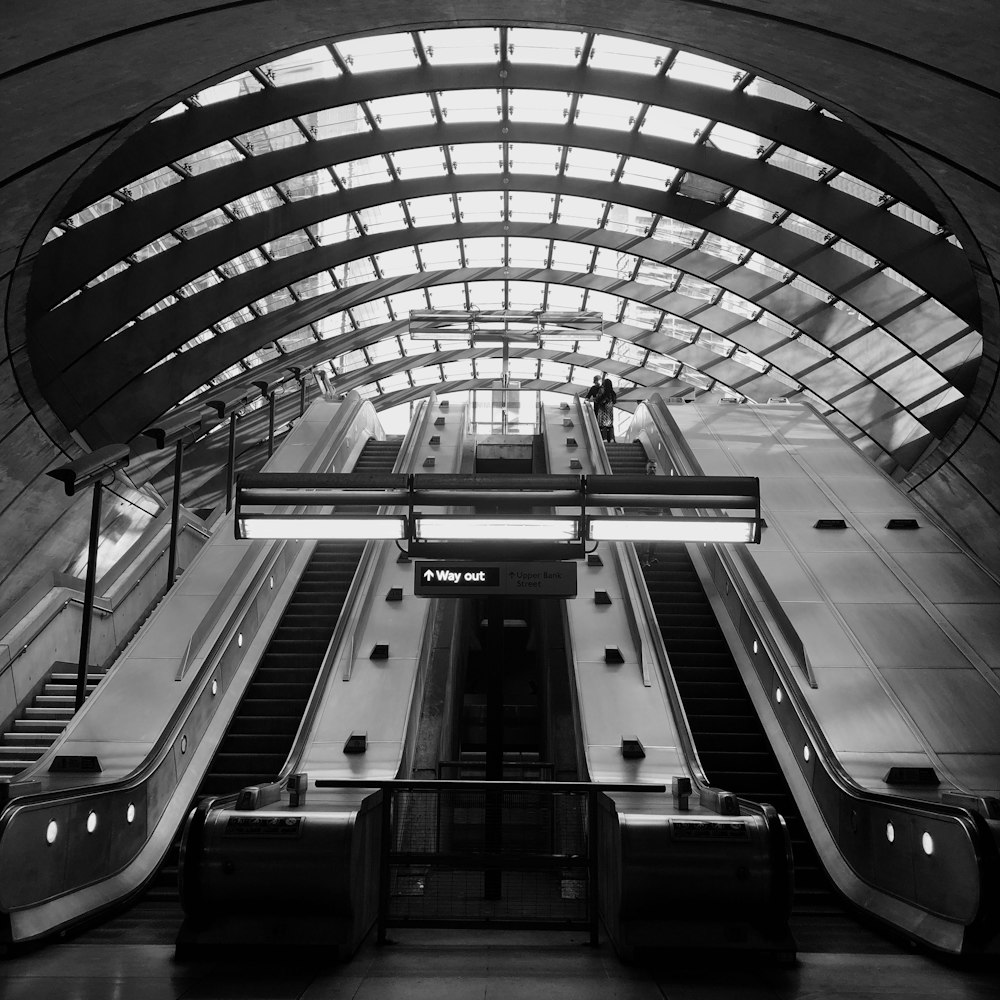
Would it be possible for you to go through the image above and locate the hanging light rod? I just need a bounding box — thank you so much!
[409,308,604,341]
[235,472,761,554]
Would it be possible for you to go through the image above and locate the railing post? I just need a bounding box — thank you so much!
[167,438,183,587]
[75,479,103,712]
[225,412,237,513]
[377,787,392,945]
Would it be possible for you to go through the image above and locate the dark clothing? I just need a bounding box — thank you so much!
[596,379,616,442]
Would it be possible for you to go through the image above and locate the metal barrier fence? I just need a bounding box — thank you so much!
[315,778,663,943]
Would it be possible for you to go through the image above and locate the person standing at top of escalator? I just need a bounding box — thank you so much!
[581,374,602,415]
[596,378,617,443]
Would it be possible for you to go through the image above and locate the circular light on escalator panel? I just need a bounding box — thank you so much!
[752,640,759,653]
[886,822,895,844]
[211,678,218,696]
[803,744,810,762]
[126,803,136,824]
[180,735,188,754]
[269,575,274,589]
[238,632,243,648]
[922,832,934,856]
[86,811,97,834]
[46,820,58,845]
[775,687,783,703]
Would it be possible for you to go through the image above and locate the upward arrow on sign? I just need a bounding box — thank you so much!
[423,569,435,580]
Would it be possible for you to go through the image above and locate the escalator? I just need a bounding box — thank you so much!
[603,442,833,922]
[72,436,402,943]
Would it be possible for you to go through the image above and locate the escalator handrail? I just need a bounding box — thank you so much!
[275,395,437,779]
[0,394,372,842]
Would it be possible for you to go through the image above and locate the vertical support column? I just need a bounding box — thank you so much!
[266,392,276,458]
[299,377,307,418]
[225,412,237,513]
[76,480,103,712]
[167,438,183,588]
[485,597,504,899]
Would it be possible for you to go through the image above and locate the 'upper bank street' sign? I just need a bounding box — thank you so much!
[414,562,578,598]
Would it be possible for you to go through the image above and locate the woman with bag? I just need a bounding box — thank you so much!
[596,378,616,443]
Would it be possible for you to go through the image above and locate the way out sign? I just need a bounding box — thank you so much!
[414,562,578,598]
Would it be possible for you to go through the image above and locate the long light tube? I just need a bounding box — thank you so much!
[238,515,406,540]
[415,517,578,541]
[589,517,757,543]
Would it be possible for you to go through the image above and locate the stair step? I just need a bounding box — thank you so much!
[3,731,58,746]
[13,719,68,732]
[0,745,45,760]
[24,707,74,718]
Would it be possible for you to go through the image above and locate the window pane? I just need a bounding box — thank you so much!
[556,195,605,227]
[439,88,501,122]
[508,191,553,223]
[668,52,746,89]
[309,214,362,244]
[575,95,641,131]
[457,191,503,222]
[508,89,570,124]
[419,241,462,269]
[463,236,505,267]
[450,142,503,174]
[391,145,446,179]
[507,27,585,65]
[707,122,763,158]
[368,92,437,130]
[334,155,391,188]
[195,71,263,105]
[336,33,418,72]
[641,106,708,142]
[422,27,499,64]
[357,201,407,235]
[261,46,340,85]
[589,35,668,75]
[375,246,418,277]
[304,104,371,140]
[508,142,562,175]
[279,169,337,200]
[237,118,307,154]
[182,140,243,176]
[564,146,620,181]
[508,237,548,267]
[408,193,456,226]
[226,186,284,218]
[620,156,678,189]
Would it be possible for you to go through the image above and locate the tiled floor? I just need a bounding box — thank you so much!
[1,931,997,1000]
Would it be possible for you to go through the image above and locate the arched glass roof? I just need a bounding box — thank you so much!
[27,26,980,473]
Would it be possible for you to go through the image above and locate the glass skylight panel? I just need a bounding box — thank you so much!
[450,142,503,174]
[619,156,678,190]
[651,217,701,246]
[661,315,699,343]
[177,331,214,353]
[564,147,620,181]
[828,171,884,206]
[641,105,709,143]
[178,270,222,297]
[87,261,129,288]
[668,52,745,89]
[588,35,667,74]
[744,78,812,109]
[744,252,789,282]
[593,247,637,278]
[646,351,681,377]
[781,213,828,243]
[767,145,831,178]
[636,260,680,289]
[701,233,749,264]
[421,27,499,64]
[508,237,548,267]
[605,203,654,235]
[391,146,446,179]
[315,312,352,338]
[408,194,456,226]
[375,246,418,277]
[508,143,562,175]
[216,307,255,331]
[387,289,429,317]
[336,349,369,373]
[575,95,641,131]
[718,291,759,320]
[42,226,65,245]
[260,46,340,85]
[237,119,307,154]
[63,195,120,231]
[253,287,295,314]
[132,233,180,262]
[125,165,184,202]
[831,239,879,268]
[611,340,647,366]
[679,366,713,390]
[540,360,571,381]
[697,330,733,356]
[262,231,312,260]
[707,122,763,158]
[463,236,506,267]
[419,241,462,270]
[309,213,361,244]
[337,257,378,286]
[138,295,177,320]
[220,248,267,274]
[508,280,543,308]
[457,191,503,222]
[368,92,436,130]
[351,299,392,326]
[441,359,474,381]
[677,274,718,301]
[507,357,539,380]
[277,327,317,351]
[881,266,923,294]
[428,283,466,309]
[768,368,801,390]
[291,271,335,299]
[334,155,391,188]
[557,195,605,227]
[226,186,284,218]
[279,169,337,200]
[379,372,411,394]
[758,311,797,336]
[732,347,769,372]
[788,273,829,302]
[507,28,585,65]
[622,299,659,329]
[410,365,443,385]
[181,140,243,176]
[546,284,585,310]
[468,281,505,308]
[586,290,622,319]
[306,105,371,140]
[728,190,783,221]
[508,191,553,223]
[336,33,418,72]
[401,337,436,357]
[355,382,381,400]
[473,356,503,379]
[154,103,185,122]
[194,71,263,106]
[676,172,731,205]
[550,240,594,271]
[356,202,407,235]
[438,89,500,123]
[507,89,571,124]
[888,201,940,234]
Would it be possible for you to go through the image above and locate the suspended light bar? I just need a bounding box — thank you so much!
[589,517,758,544]
[415,516,578,541]
[238,515,406,540]
[409,308,603,342]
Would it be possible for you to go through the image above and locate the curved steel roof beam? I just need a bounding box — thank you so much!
[36,124,969,315]
[63,63,935,219]
[41,212,954,381]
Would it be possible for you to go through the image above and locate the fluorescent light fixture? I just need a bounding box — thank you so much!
[238,515,406,539]
[589,517,757,543]
[415,516,578,541]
